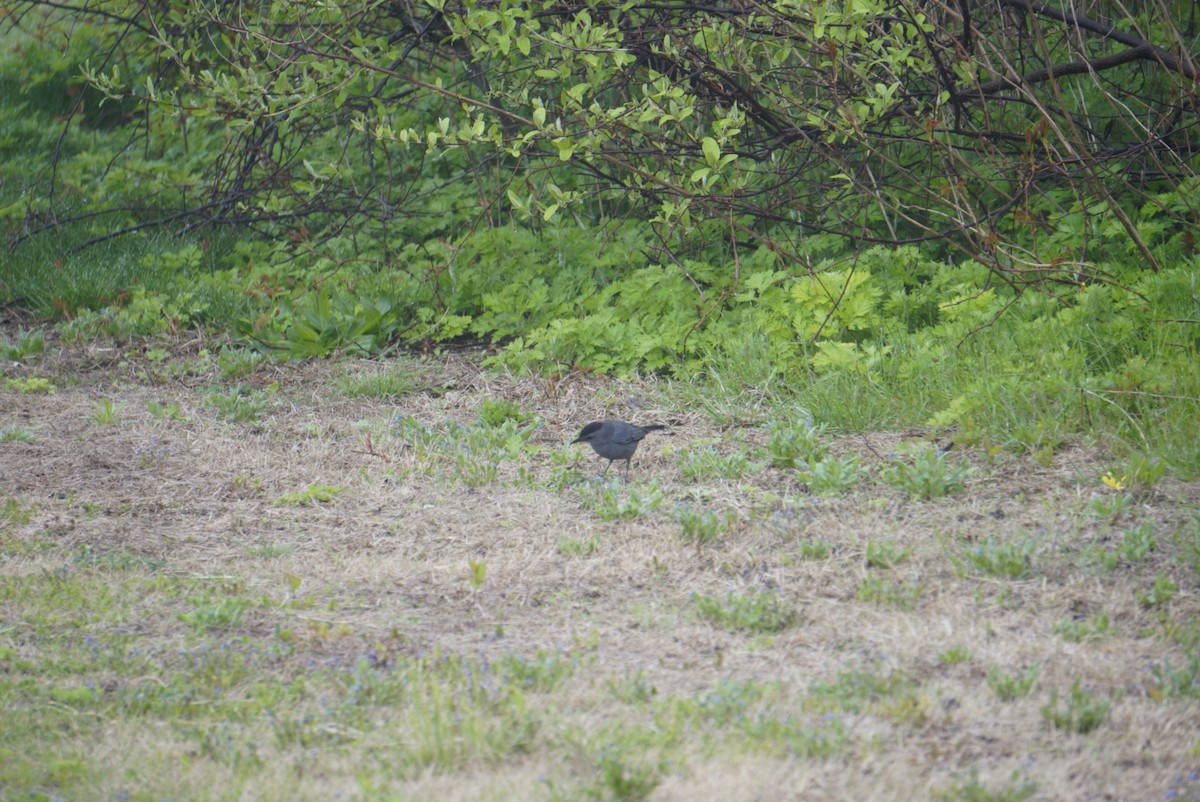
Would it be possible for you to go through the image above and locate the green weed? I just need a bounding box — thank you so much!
[855,577,922,610]
[799,454,863,494]
[1136,573,1178,608]
[693,589,796,634]
[1040,681,1111,734]
[934,770,1036,802]
[0,328,46,361]
[953,537,1035,579]
[178,597,250,633]
[274,484,344,506]
[794,539,832,560]
[673,505,735,546]
[677,446,760,481]
[90,398,126,425]
[987,665,1040,701]
[865,539,914,569]
[578,480,663,521]
[559,536,600,557]
[0,425,35,442]
[146,400,188,421]
[206,384,273,422]
[1056,611,1111,643]
[336,365,424,399]
[767,421,828,468]
[3,376,55,394]
[937,644,973,666]
[883,448,972,499]
[1150,655,1200,700]
[217,345,264,379]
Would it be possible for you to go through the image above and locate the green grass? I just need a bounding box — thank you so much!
[693,589,796,634]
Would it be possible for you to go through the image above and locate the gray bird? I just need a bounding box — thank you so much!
[571,419,666,479]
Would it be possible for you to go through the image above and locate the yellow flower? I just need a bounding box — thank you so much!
[1101,472,1127,490]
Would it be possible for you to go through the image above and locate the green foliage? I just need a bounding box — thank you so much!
[677,446,760,481]
[206,384,273,422]
[767,421,828,468]
[855,577,922,610]
[937,645,973,666]
[1040,681,1111,734]
[953,537,1035,580]
[558,536,600,558]
[883,448,972,500]
[392,413,537,487]
[865,540,913,569]
[217,346,264,379]
[578,480,663,521]
[1136,574,1178,609]
[89,398,126,425]
[1150,654,1200,700]
[3,0,1199,492]
[336,363,426,399]
[274,484,344,506]
[253,291,403,359]
[1056,612,1111,644]
[799,454,863,494]
[987,665,1040,702]
[0,425,36,442]
[0,329,46,361]
[178,597,250,634]
[3,377,55,394]
[934,770,1036,802]
[478,398,535,428]
[673,505,735,546]
[794,540,832,560]
[693,589,796,634]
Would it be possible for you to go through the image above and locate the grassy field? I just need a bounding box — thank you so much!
[1,323,1198,802]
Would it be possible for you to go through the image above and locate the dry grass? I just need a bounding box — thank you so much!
[1,329,1198,801]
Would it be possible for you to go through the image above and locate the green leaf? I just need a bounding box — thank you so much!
[702,136,720,168]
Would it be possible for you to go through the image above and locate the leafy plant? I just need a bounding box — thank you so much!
[1149,654,1200,700]
[934,770,1035,802]
[1136,573,1177,609]
[178,597,250,633]
[478,398,534,428]
[855,577,922,610]
[800,454,862,494]
[1056,611,1111,643]
[865,540,914,569]
[558,536,600,557]
[883,448,972,500]
[3,377,55,394]
[578,480,663,521]
[937,644,973,666]
[274,484,344,506]
[206,384,273,422]
[147,400,189,421]
[1040,681,1111,734]
[90,398,126,425]
[0,328,46,361]
[0,425,36,442]
[955,537,1035,580]
[673,505,735,546]
[988,665,1040,701]
[217,346,264,379]
[694,589,796,634]
[767,421,828,468]
[795,540,832,560]
[677,446,760,481]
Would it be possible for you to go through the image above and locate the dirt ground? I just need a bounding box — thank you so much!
[2,326,1199,801]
